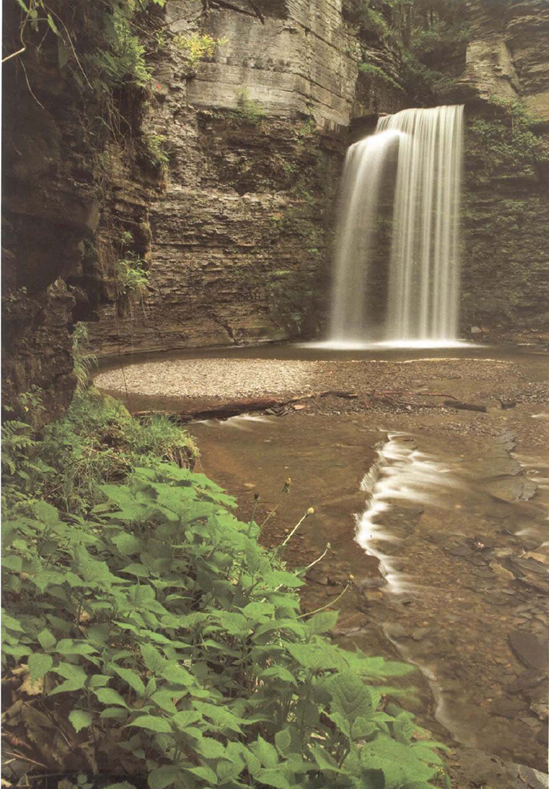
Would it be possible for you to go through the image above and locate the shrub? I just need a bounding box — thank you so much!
[2,463,448,787]
[173,32,228,65]
[1,387,197,516]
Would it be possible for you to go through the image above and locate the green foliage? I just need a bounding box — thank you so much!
[2,389,197,516]
[143,133,170,168]
[73,323,98,393]
[1,420,40,479]
[115,254,150,312]
[230,89,266,125]
[3,457,448,787]
[12,0,166,96]
[173,32,228,65]
[400,51,459,103]
[469,98,549,175]
[359,63,402,92]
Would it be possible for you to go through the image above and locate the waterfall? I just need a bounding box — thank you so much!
[327,105,464,347]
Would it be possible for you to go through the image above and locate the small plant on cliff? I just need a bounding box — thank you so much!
[173,32,228,65]
[72,323,98,393]
[359,62,402,92]
[115,253,149,314]
[470,97,549,174]
[143,132,170,168]
[230,88,266,124]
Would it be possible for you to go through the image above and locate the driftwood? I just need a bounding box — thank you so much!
[133,391,357,423]
[364,390,486,413]
[443,400,487,413]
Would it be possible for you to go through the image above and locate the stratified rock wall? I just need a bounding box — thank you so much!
[462,0,549,119]
[89,0,406,356]
[459,0,549,332]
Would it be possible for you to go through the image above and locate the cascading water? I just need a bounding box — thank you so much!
[327,105,464,347]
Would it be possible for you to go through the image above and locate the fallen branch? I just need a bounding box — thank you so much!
[133,391,357,423]
[443,400,487,413]
[363,388,485,412]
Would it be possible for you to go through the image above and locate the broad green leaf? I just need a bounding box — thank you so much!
[263,570,304,589]
[140,643,165,673]
[34,500,60,524]
[172,710,202,729]
[241,601,274,619]
[69,710,93,733]
[328,672,376,724]
[352,715,376,740]
[184,766,218,784]
[287,641,341,671]
[74,546,120,585]
[258,666,298,686]
[251,735,278,768]
[101,707,129,720]
[3,555,23,572]
[195,737,227,759]
[161,663,192,686]
[94,687,128,707]
[310,745,344,774]
[56,639,97,656]
[28,653,53,681]
[148,765,180,789]
[112,533,142,555]
[306,610,339,635]
[274,728,292,755]
[151,691,178,714]
[1,613,24,632]
[32,570,66,593]
[112,666,145,696]
[256,769,293,789]
[126,714,172,733]
[122,563,150,578]
[37,628,56,650]
[50,677,87,695]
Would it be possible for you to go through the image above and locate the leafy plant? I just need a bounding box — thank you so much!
[73,323,98,393]
[3,461,448,787]
[143,133,169,168]
[115,254,149,313]
[469,98,549,175]
[230,88,266,124]
[359,62,402,92]
[173,32,228,65]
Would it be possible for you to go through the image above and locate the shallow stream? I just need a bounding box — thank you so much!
[96,343,549,772]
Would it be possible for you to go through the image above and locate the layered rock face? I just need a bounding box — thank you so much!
[89,0,406,356]
[462,0,549,119]
[458,0,549,332]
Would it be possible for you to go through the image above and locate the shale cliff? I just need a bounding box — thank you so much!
[459,0,549,331]
[88,0,406,356]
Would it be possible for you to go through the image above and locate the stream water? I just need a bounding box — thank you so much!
[96,343,549,773]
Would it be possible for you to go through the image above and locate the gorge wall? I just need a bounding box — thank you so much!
[88,0,407,356]
[458,0,549,332]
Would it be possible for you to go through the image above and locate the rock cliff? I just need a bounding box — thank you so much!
[89,0,406,356]
[458,0,549,332]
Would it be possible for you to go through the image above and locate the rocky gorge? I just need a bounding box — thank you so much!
[2,1,549,787]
